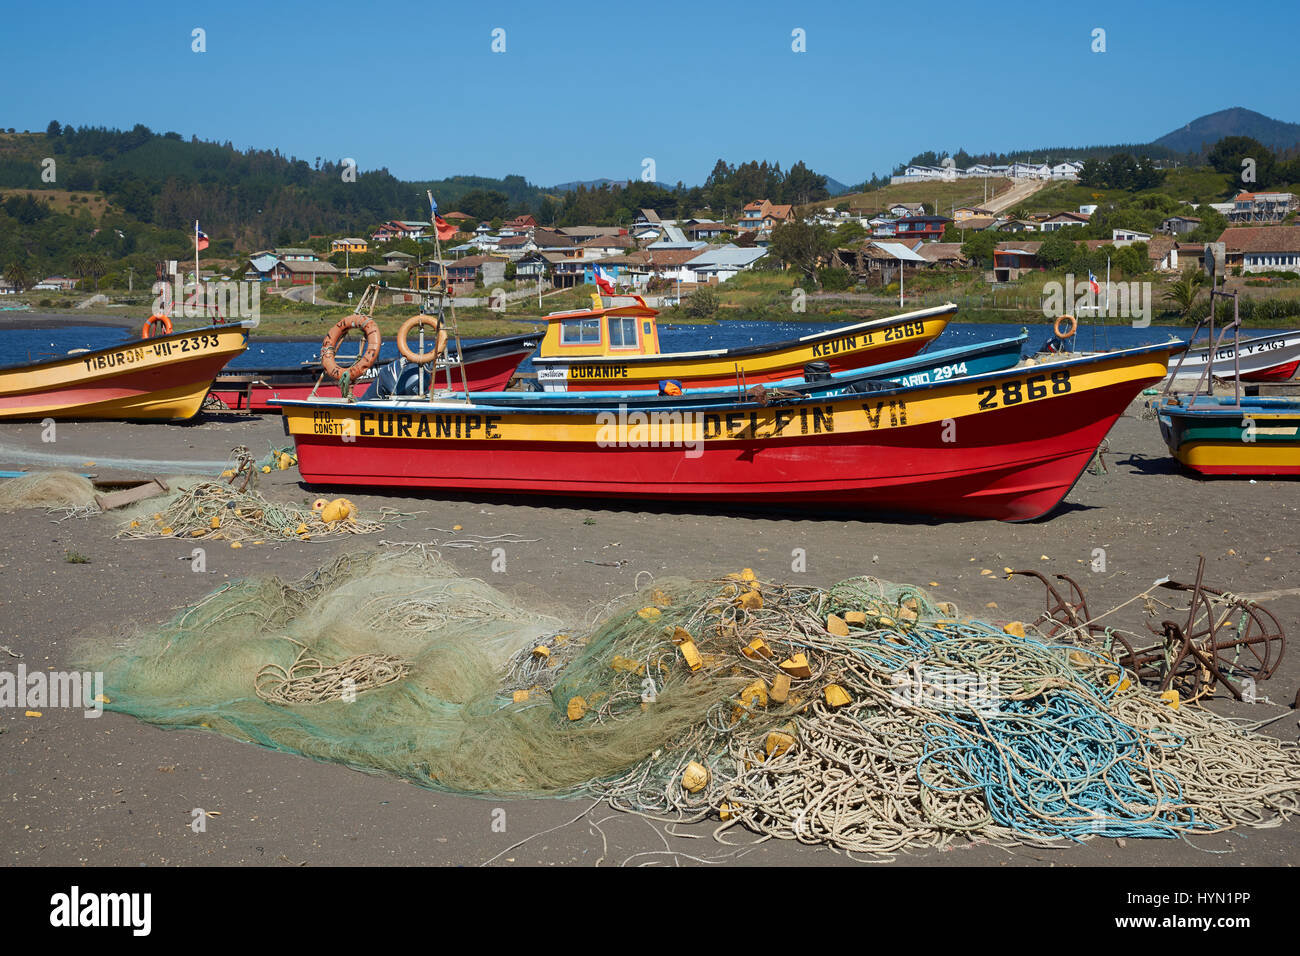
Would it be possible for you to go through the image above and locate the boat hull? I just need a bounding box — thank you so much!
[0,326,249,421]
[533,304,955,391]
[209,333,537,411]
[1158,397,1300,476]
[1170,329,1300,383]
[280,343,1179,522]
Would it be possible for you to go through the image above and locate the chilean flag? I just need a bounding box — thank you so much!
[593,264,616,295]
[429,191,456,240]
[1088,270,1100,295]
[195,222,209,251]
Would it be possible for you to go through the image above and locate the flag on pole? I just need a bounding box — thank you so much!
[195,222,209,251]
[1087,270,1100,295]
[429,191,456,240]
[593,264,616,296]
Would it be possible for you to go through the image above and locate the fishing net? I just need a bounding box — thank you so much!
[81,551,1300,855]
[116,481,392,544]
[0,471,97,512]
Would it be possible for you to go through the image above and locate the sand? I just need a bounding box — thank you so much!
[0,402,1296,866]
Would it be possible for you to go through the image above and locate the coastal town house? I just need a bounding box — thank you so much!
[739,200,794,237]
[1228,192,1296,224]
[895,214,951,242]
[990,241,1042,283]
[1217,225,1300,274]
[1039,211,1090,232]
[370,220,431,242]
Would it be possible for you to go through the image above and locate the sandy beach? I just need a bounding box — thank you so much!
[0,401,1297,867]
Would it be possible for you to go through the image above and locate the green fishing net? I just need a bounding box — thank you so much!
[78,548,1300,854]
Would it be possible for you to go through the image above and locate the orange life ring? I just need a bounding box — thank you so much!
[397,315,447,366]
[1053,314,1077,339]
[321,314,382,381]
[142,315,172,339]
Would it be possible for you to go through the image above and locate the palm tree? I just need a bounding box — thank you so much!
[3,261,30,292]
[71,253,107,291]
[1163,266,1207,321]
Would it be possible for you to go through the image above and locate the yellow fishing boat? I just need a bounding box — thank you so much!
[0,324,249,421]
[531,295,955,391]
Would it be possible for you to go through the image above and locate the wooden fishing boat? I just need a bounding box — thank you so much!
[440,334,1028,408]
[531,295,955,391]
[1155,275,1300,476]
[209,332,539,412]
[0,324,248,421]
[1158,396,1300,476]
[277,340,1182,522]
[1169,329,1300,382]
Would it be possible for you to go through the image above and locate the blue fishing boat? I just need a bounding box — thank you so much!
[369,334,1029,407]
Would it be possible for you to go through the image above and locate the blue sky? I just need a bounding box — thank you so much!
[4,0,1298,188]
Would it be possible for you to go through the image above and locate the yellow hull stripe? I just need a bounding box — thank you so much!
[1175,442,1300,469]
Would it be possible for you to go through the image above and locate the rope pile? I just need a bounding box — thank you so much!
[255,637,410,705]
[546,573,1300,855]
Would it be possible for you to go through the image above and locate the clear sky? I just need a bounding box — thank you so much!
[4,0,1298,188]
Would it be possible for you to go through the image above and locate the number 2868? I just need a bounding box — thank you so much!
[976,369,1071,409]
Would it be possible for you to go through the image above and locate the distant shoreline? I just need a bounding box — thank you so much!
[0,311,140,330]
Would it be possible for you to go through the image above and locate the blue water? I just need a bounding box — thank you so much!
[0,319,1282,373]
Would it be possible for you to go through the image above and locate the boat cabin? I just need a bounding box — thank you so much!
[537,294,662,359]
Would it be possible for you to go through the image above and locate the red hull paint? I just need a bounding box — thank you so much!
[1241,358,1300,383]
[210,349,527,412]
[565,339,930,391]
[291,380,1144,521]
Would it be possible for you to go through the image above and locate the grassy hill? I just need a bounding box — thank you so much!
[800,178,1016,217]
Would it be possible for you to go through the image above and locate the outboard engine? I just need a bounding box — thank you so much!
[803,361,832,383]
[370,357,426,398]
[1036,333,1072,356]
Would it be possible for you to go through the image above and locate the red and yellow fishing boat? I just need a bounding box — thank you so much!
[0,324,248,421]
[531,295,955,391]
[277,340,1183,521]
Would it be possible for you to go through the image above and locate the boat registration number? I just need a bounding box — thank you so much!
[894,361,968,387]
[81,333,222,371]
[1215,339,1288,360]
[975,369,1072,410]
[881,319,927,342]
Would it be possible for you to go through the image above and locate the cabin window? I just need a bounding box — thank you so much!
[643,321,652,336]
[560,317,601,345]
[608,317,639,349]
